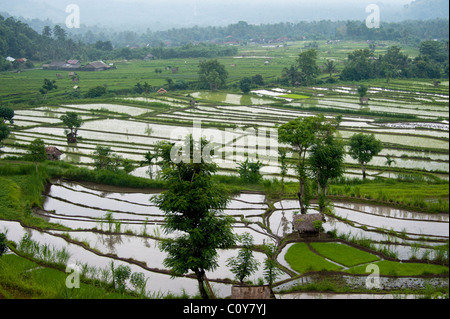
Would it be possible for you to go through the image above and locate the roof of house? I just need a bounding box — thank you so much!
[44,61,81,70]
[85,61,110,69]
[45,146,63,156]
[293,213,325,233]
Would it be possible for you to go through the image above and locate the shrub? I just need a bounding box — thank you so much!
[85,86,107,98]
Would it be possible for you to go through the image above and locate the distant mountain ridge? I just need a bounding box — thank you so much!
[400,0,449,20]
[0,0,448,32]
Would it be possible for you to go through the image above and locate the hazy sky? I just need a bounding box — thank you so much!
[0,0,430,30]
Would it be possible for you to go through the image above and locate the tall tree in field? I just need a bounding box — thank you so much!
[323,59,338,80]
[384,154,396,178]
[282,49,320,86]
[310,135,346,212]
[296,49,320,86]
[61,112,84,143]
[39,78,58,99]
[198,59,228,91]
[0,106,15,124]
[0,122,10,150]
[0,106,13,151]
[278,114,337,214]
[357,85,368,104]
[27,138,47,172]
[151,136,235,299]
[226,233,259,284]
[348,133,383,180]
[281,65,302,86]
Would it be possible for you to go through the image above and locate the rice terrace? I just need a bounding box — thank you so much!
[0,0,449,303]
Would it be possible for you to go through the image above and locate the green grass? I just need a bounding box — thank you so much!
[329,180,449,213]
[279,94,310,99]
[284,243,343,274]
[0,254,130,299]
[286,242,449,277]
[310,242,380,267]
[0,162,69,229]
[0,39,427,106]
[346,260,449,276]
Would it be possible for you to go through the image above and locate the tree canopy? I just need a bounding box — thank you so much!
[278,114,338,214]
[348,133,384,179]
[198,59,228,91]
[61,112,84,143]
[151,136,235,299]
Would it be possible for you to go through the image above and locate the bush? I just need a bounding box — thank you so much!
[237,159,264,184]
[85,86,107,98]
[0,232,8,257]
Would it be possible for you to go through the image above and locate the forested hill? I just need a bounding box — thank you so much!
[3,9,449,49]
[0,12,448,69]
[0,14,238,70]
[0,15,45,60]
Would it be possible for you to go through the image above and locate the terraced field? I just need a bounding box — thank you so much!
[1,75,448,298]
[2,80,448,180]
[1,180,448,297]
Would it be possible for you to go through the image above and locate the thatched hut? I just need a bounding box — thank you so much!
[293,213,326,235]
[45,146,63,161]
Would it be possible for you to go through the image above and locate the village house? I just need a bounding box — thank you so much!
[43,60,81,71]
[143,54,154,60]
[83,61,111,71]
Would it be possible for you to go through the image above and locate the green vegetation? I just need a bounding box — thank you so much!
[0,12,448,299]
[347,260,449,276]
[26,138,47,172]
[226,233,260,284]
[0,252,153,299]
[198,59,229,91]
[279,94,310,99]
[285,242,449,277]
[310,242,380,267]
[285,243,343,273]
[348,133,384,180]
[278,114,340,214]
[0,163,66,229]
[328,178,449,213]
[151,137,236,299]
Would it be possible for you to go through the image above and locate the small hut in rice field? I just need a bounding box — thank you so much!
[45,146,63,161]
[293,213,326,235]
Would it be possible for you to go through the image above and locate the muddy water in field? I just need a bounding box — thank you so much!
[2,180,448,298]
[0,220,229,297]
[191,91,274,105]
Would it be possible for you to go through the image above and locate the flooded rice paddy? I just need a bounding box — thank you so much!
[1,84,448,297]
[3,86,449,177]
[1,180,448,297]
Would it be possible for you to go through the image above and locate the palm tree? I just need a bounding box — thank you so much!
[324,60,337,80]
[385,155,396,178]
